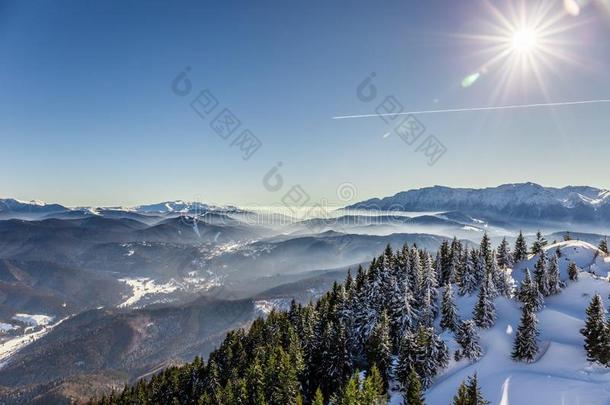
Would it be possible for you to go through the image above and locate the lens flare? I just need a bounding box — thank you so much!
[563,0,581,16]
[455,0,588,104]
[462,72,481,88]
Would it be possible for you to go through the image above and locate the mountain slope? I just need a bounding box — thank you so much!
[84,239,610,405]
[422,243,610,404]
[0,200,69,220]
[0,296,256,399]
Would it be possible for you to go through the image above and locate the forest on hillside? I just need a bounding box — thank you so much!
[93,233,610,405]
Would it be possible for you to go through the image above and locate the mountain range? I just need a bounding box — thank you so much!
[0,199,244,221]
[348,182,610,230]
[6,182,610,227]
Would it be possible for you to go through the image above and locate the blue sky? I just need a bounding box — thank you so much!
[1,0,610,207]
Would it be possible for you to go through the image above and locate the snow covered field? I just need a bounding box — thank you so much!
[118,278,180,308]
[0,316,70,369]
[118,275,223,308]
[12,313,54,327]
[254,298,292,316]
[391,241,610,404]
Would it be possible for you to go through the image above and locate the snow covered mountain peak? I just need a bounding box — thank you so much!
[0,198,68,214]
[132,200,242,214]
[347,183,610,226]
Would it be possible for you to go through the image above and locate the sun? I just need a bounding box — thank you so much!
[456,0,587,102]
[510,27,539,54]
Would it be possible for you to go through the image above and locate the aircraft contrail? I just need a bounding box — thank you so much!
[332,98,610,120]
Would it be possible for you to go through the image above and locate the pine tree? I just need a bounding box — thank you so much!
[497,265,515,299]
[479,233,492,266]
[517,269,531,303]
[312,388,324,405]
[204,359,222,400]
[513,231,528,263]
[387,273,416,350]
[497,237,513,268]
[435,251,444,288]
[420,252,439,315]
[367,261,384,322]
[405,250,421,306]
[397,327,448,391]
[353,266,377,350]
[361,365,387,405]
[404,367,425,405]
[528,280,545,312]
[335,374,359,405]
[384,243,394,263]
[568,261,579,281]
[547,254,563,295]
[518,269,544,312]
[396,329,417,386]
[366,311,392,386]
[452,379,469,405]
[419,288,436,328]
[398,243,411,280]
[455,320,482,361]
[533,250,550,296]
[580,294,609,365]
[420,327,449,389]
[458,248,478,296]
[531,231,547,256]
[473,273,496,328]
[599,237,609,255]
[439,240,451,285]
[344,268,354,293]
[379,254,395,309]
[465,374,489,405]
[321,321,351,392]
[270,347,300,405]
[450,237,463,285]
[246,356,268,405]
[487,253,500,298]
[471,248,485,286]
[512,303,539,363]
[452,373,490,405]
[432,329,450,372]
[440,284,460,332]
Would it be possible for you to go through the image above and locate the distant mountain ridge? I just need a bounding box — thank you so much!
[347,182,610,226]
[0,199,245,220]
[0,199,68,216]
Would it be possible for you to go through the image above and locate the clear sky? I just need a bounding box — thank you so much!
[1,0,610,207]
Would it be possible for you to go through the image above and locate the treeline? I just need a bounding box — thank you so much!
[92,231,605,404]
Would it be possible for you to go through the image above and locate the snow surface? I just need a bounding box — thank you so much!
[12,313,54,327]
[0,316,70,369]
[254,299,292,316]
[0,323,18,333]
[118,275,223,308]
[118,278,180,308]
[514,240,610,282]
[389,241,610,405]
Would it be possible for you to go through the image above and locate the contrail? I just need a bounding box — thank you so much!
[332,98,610,120]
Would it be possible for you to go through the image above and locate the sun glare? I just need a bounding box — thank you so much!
[510,28,539,53]
[456,0,586,104]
